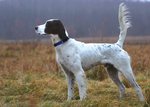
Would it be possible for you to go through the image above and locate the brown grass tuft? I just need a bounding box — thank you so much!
[145,88,150,105]
[0,42,150,106]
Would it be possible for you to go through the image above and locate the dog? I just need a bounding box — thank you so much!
[35,3,144,101]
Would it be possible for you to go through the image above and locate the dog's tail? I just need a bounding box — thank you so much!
[116,3,131,48]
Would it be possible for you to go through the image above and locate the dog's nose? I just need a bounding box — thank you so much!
[35,26,38,30]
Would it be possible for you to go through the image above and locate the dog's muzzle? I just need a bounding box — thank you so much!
[35,25,46,35]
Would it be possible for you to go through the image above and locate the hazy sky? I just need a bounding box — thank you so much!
[0,0,150,2]
[137,0,150,1]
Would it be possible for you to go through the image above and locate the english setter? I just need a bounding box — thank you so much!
[35,3,144,101]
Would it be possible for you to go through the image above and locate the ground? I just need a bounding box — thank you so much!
[0,41,149,107]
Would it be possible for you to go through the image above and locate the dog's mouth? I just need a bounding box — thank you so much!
[37,32,47,36]
[35,31,51,38]
[35,30,47,36]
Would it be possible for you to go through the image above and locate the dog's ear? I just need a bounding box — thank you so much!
[55,20,69,42]
[45,20,63,34]
[45,19,69,42]
[45,20,61,34]
[53,20,65,35]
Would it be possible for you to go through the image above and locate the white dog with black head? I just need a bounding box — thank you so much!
[35,3,144,101]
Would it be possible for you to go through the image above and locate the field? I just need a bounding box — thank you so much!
[0,39,150,107]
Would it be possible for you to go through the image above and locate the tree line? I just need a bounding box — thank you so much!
[0,0,150,40]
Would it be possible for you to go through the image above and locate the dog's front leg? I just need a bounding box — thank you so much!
[66,72,75,101]
[59,63,75,101]
[75,71,87,100]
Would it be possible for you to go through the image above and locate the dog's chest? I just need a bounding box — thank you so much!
[56,46,78,67]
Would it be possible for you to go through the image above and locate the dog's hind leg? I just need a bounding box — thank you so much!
[122,68,144,101]
[105,64,126,99]
[113,61,145,101]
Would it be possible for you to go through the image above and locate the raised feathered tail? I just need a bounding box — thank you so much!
[116,3,131,48]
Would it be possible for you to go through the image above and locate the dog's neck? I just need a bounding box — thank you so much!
[50,30,69,47]
[51,34,61,45]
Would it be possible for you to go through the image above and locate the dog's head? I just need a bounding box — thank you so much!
[35,19,69,41]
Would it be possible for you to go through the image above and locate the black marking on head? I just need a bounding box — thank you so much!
[44,19,69,42]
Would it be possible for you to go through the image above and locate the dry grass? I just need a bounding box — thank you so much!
[0,41,150,107]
